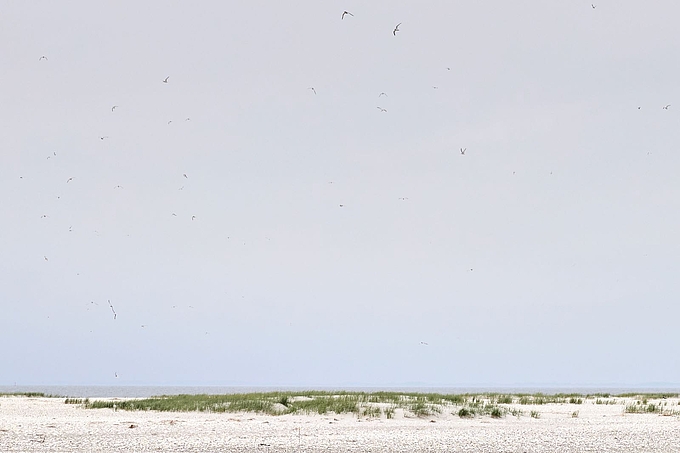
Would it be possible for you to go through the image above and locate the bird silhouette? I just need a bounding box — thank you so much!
[377,107,387,112]
[163,76,169,83]
[308,87,316,95]
[111,105,118,112]
[460,148,466,155]
[108,300,117,320]
[341,11,354,19]
[663,104,671,110]
[39,56,48,61]
[393,23,401,35]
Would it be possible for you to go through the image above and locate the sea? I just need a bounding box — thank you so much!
[1,385,678,398]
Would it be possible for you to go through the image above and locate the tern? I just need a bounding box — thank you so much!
[99,136,109,140]
[379,92,387,97]
[460,148,466,155]
[308,87,316,95]
[341,11,353,19]
[163,76,169,83]
[39,55,48,61]
[663,104,671,110]
[377,107,387,112]
[393,23,401,35]
[108,300,117,320]
[111,105,118,112]
[66,177,74,183]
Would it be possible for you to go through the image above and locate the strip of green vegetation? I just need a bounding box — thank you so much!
[65,398,89,405]
[0,392,62,398]
[81,391,680,419]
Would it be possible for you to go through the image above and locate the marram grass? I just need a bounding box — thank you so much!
[79,391,680,419]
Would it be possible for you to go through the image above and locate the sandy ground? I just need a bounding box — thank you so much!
[1,396,679,452]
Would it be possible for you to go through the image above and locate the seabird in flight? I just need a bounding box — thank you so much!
[377,107,387,112]
[308,87,316,95]
[393,23,401,35]
[341,11,354,19]
[460,148,466,155]
[163,76,169,83]
[108,300,117,320]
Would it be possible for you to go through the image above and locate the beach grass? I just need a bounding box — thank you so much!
[80,391,680,419]
[0,392,61,398]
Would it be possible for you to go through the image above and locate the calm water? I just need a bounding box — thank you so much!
[1,385,678,398]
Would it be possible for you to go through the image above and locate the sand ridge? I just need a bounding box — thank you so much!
[1,396,679,452]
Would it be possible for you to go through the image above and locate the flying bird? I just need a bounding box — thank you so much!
[111,105,118,112]
[663,104,671,110]
[191,215,196,220]
[66,177,74,183]
[40,214,49,218]
[433,86,439,89]
[379,92,388,97]
[44,256,48,261]
[99,136,109,140]
[163,76,169,83]
[591,4,596,8]
[393,23,401,35]
[339,204,345,208]
[183,173,188,178]
[108,300,117,320]
[377,107,387,112]
[308,87,316,95]
[398,197,409,201]
[420,341,429,346]
[39,56,48,61]
[171,213,177,217]
[460,148,466,155]
[185,117,191,121]
[167,120,173,124]
[341,10,353,19]
[114,372,119,378]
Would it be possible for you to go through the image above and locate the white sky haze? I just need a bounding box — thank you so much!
[1,1,679,387]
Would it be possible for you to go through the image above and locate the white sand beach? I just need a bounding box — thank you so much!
[1,396,679,452]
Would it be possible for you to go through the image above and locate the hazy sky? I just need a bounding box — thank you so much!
[2,1,679,387]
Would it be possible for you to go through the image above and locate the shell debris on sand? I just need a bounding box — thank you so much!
[0,396,679,452]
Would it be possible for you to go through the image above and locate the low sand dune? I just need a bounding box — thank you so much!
[1,396,679,452]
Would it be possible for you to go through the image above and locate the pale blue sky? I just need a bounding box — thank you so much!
[1,1,679,387]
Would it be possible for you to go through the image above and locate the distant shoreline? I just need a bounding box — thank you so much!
[2,385,680,398]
